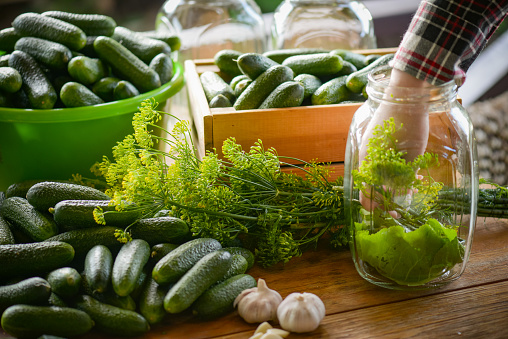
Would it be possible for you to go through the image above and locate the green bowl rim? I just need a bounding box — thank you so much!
[0,61,185,123]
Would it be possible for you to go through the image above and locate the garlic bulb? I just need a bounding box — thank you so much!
[276,292,326,333]
[234,278,282,323]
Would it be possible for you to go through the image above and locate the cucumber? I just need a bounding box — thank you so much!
[163,250,232,314]
[1,304,94,338]
[0,277,51,311]
[94,36,161,92]
[139,277,169,325]
[233,65,294,110]
[48,292,68,307]
[81,35,99,57]
[192,273,257,320]
[26,181,110,212]
[0,27,21,52]
[149,52,173,84]
[42,11,117,37]
[12,12,87,51]
[150,243,179,265]
[312,75,351,105]
[74,294,150,337]
[330,49,368,69]
[112,26,172,64]
[84,245,113,294]
[14,37,72,70]
[0,215,15,245]
[0,241,75,279]
[346,53,395,93]
[0,196,58,241]
[51,199,141,231]
[113,80,140,100]
[200,71,235,103]
[6,179,47,198]
[67,55,107,85]
[229,74,250,90]
[0,66,22,93]
[138,31,181,51]
[130,216,190,246]
[112,239,150,297]
[365,53,382,65]
[237,53,279,79]
[214,49,242,77]
[8,50,57,109]
[152,238,222,285]
[263,48,329,64]
[221,246,255,270]
[217,254,249,283]
[92,76,120,101]
[46,267,82,298]
[258,80,304,109]
[282,53,343,76]
[233,78,252,98]
[209,94,233,108]
[294,73,322,100]
[0,54,10,67]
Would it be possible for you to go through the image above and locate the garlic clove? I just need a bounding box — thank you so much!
[254,321,273,334]
[266,328,290,338]
[235,279,283,324]
[277,292,326,333]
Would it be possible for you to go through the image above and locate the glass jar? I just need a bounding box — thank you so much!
[270,0,376,51]
[156,0,267,61]
[344,66,478,290]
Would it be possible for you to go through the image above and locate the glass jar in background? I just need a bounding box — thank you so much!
[156,0,267,61]
[270,0,376,51]
[344,66,478,290]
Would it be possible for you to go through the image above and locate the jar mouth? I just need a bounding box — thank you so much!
[366,66,458,104]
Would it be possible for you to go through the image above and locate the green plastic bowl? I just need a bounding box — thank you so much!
[0,62,184,191]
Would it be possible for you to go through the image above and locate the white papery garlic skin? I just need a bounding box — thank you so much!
[276,292,326,333]
[234,278,283,323]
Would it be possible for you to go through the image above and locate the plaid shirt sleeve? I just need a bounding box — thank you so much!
[392,0,508,86]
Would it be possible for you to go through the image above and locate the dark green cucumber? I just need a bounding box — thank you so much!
[216,254,248,283]
[0,27,22,52]
[209,94,233,108]
[46,267,82,298]
[42,11,117,36]
[15,37,72,70]
[221,246,255,270]
[113,80,140,100]
[12,12,87,51]
[0,216,15,245]
[346,53,395,93]
[60,82,104,107]
[0,241,75,279]
[192,273,257,320]
[94,36,161,92]
[258,80,304,109]
[233,65,294,110]
[0,196,58,241]
[26,181,110,212]
[229,74,250,90]
[237,53,279,79]
[92,76,120,101]
[5,179,48,198]
[365,53,382,65]
[8,50,57,109]
[233,78,252,98]
[312,75,351,105]
[0,277,51,311]
[282,53,343,76]
[330,49,368,69]
[67,55,107,85]
[263,48,329,64]
[149,243,179,265]
[112,26,172,64]
[214,49,243,77]
[163,250,232,314]
[0,54,10,67]
[149,52,173,85]
[48,292,68,307]
[0,66,22,93]
[130,216,190,246]
[84,245,113,294]
[294,73,322,100]
[139,277,169,325]
[138,31,181,51]
[152,238,222,285]
[1,304,93,338]
[112,239,150,297]
[200,71,235,103]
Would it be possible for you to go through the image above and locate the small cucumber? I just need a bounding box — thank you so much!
[67,55,107,85]
[74,294,150,337]
[149,52,173,84]
[0,66,22,93]
[1,304,94,338]
[214,49,243,77]
[6,179,48,198]
[237,53,279,79]
[46,267,82,298]
[294,73,322,100]
[365,53,382,65]
[138,30,181,51]
[150,243,179,265]
[8,50,57,109]
[0,196,58,241]
[94,36,161,92]
[130,216,190,246]
[113,80,140,100]
[0,277,51,311]
[0,241,75,279]
[83,245,113,294]
[92,76,120,101]
[192,273,257,320]
[233,78,252,98]
[112,239,150,297]
[209,94,233,108]
[0,54,10,67]
[263,48,329,64]
[163,250,232,314]
[312,75,351,105]
[229,74,250,90]
[15,37,72,70]
[200,71,235,103]
[112,26,172,64]
[48,292,68,307]
[42,11,117,36]
[216,254,249,283]
[0,216,15,245]
[330,49,368,69]
[221,247,255,270]
[152,238,222,285]
[12,12,87,51]
[258,80,304,109]
[26,181,110,212]
[346,53,395,93]
[282,53,343,76]
[139,277,169,325]
[233,65,294,110]
[0,27,21,52]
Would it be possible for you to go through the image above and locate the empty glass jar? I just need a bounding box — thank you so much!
[270,0,376,51]
[344,66,478,290]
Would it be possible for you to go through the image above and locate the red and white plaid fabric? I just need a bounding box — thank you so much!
[393,0,508,86]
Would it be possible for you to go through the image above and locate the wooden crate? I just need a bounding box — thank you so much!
[184,48,398,179]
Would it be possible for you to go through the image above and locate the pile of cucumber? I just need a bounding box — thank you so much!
[204,48,394,110]
[0,180,256,337]
[0,11,180,109]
